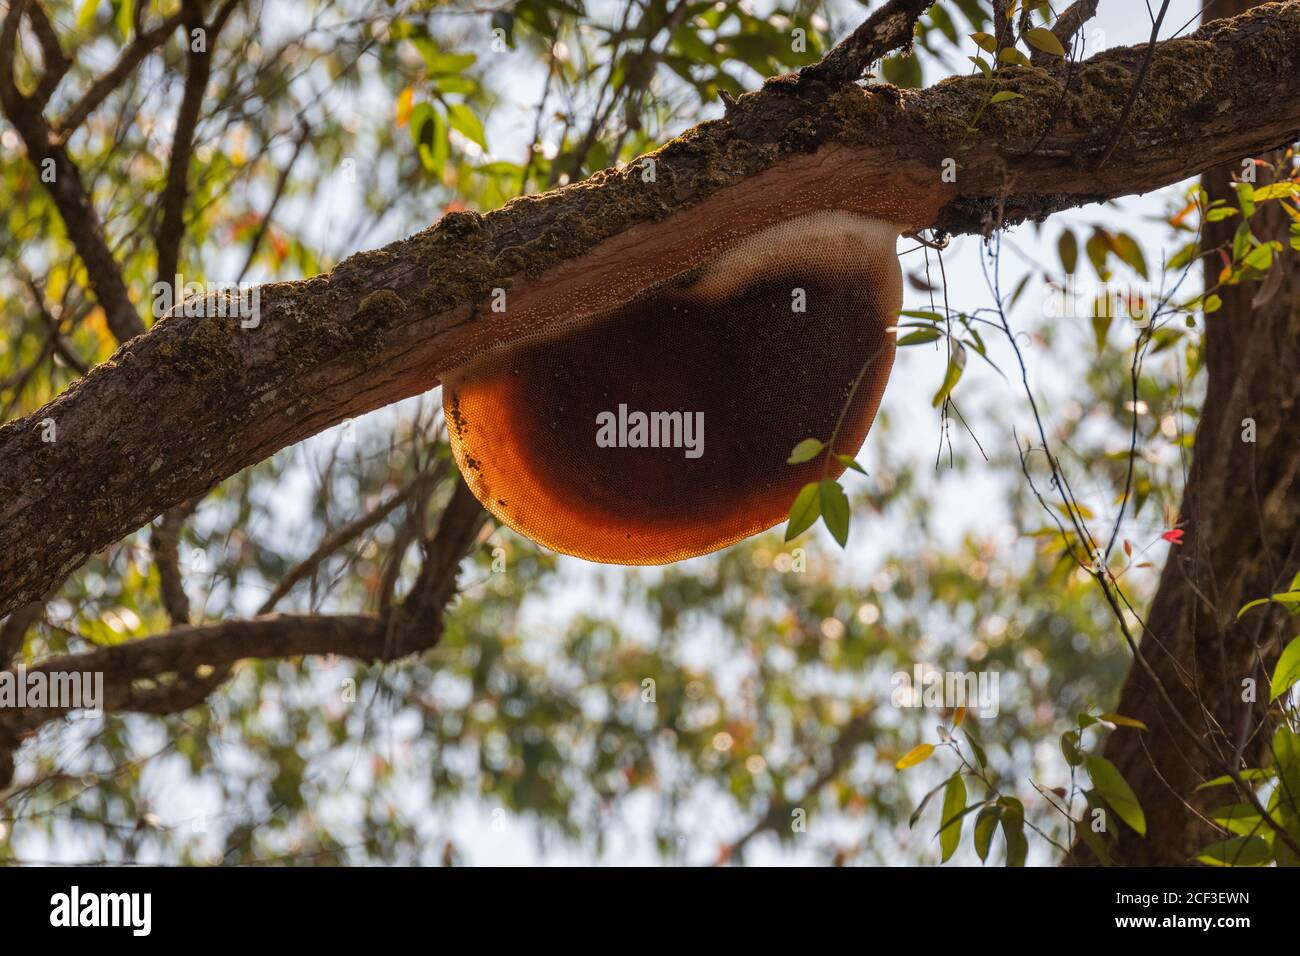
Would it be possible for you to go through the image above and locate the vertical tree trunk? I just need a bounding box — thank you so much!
[1087,0,1300,867]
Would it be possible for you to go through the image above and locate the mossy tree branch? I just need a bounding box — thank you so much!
[2,2,1300,617]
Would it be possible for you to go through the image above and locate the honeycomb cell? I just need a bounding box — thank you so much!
[443,210,904,564]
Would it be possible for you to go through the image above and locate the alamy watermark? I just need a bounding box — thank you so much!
[891,664,999,718]
[152,274,261,328]
[0,667,104,715]
[596,404,704,459]
[50,886,151,936]
[1043,275,1151,328]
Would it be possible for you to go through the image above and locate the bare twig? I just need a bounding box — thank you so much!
[800,0,935,84]
[235,120,311,284]
[21,271,89,375]
[1030,0,1100,68]
[151,499,200,625]
[1096,0,1172,170]
[259,463,445,615]
[0,475,485,746]
[24,0,68,108]
[155,0,242,288]
[0,0,144,342]
[53,10,184,135]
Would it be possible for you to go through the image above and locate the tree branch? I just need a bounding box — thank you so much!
[1095,0,1172,170]
[0,600,43,667]
[154,0,240,288]
[52,9,185,136]
[1030,0,1100,67]
[799,0,934,84]
[0,614,386,739]
[0,0,145,343]
[151,499,197,625]
[0,475,485,749]
[257,462,445,615]
[24,0,68,109]
[2,2,1299,617]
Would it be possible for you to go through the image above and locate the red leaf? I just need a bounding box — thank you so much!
[1161,529,1185,545]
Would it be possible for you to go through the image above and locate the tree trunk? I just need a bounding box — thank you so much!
[1088,0,1300,869]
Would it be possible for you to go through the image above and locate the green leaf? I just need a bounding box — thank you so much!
[836,454,867,475]
[1256,181,1300,201]
[786,438,824,464]
[1243,242,1275,272]
[1060,730,1082,766]
[446,103,487,149]
[1092,311,1112,352]
[897,328,943,346]
[1077,823,1113,866]
[1112,233,1148,279]
[1232,221,1254,262]
[77,0,99,29]
[1024,26,1065,57]
[998,797,1027,866]
[1196,767,1276,791]
[928,4,960,45]
[1085,230,1111,280]
[1166,241,1199,271]
[115,0,134,38]
[909,777,949,828]
[1237,597,1271,619]
[969,31,997,53]
[968,54,992,77]
[881,53,922,89]
[1098,713,1149,731]
[1270,635,1300,701]
[1197,835,1272,867]
[819,478,850,547]
[973,805,1000,862]
[417,46,477,77]
[938,774,967,862]
[784,482,820,541]
[1274,726,1300,819]
[1210,803,1264,837]
[964,728,988,769]
[1235,182,1256,218]
[1058,230,1078,275]
[931,343,966,407]
[1253,182,1299,201]
[898,309,947,322]
[1086,755,1146,836]
[990,90,1023,103]
[896,742,935,770]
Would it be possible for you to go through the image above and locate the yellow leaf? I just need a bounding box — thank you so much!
[1099,713,1149,731]
[896,743,935,771]
[395,87,415,128]
[85,306,115,358]
[1025,27,1065,57]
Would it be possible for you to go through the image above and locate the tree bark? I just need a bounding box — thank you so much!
[2,3,1300,618]
[0,476,487,783]
[1085,0,1300,869]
